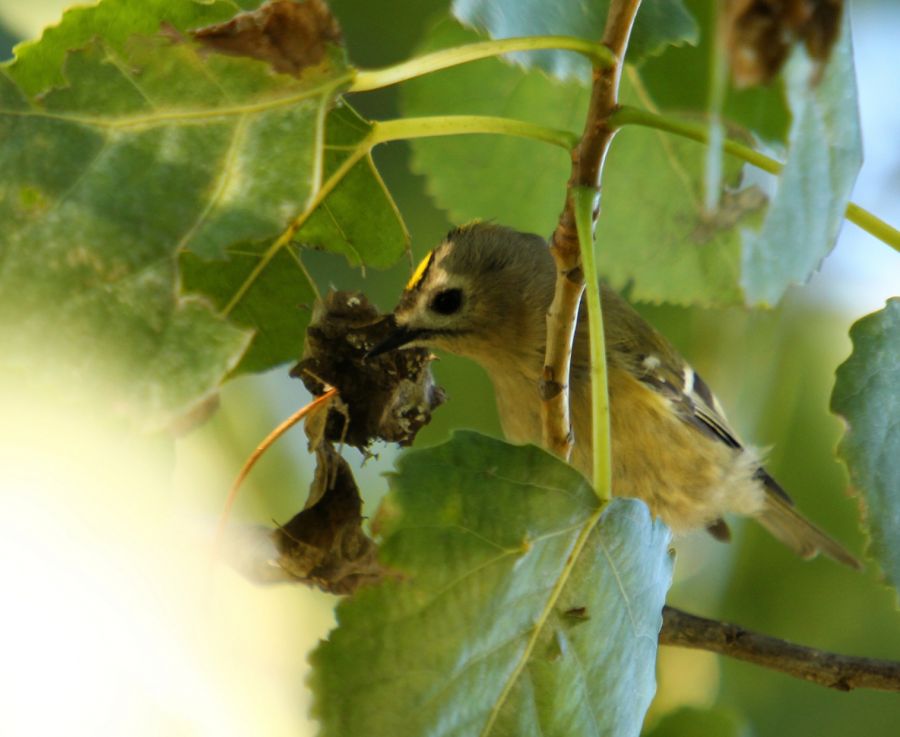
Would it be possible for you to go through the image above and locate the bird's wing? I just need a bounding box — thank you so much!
[635,357,794,506]
[635,357,741,449]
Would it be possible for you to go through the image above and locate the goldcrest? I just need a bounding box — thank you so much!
[370,222,859,568]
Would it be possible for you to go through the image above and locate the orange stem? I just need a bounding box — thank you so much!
[212,387,338,560]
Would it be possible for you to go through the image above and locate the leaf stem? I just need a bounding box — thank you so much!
[351,36,614,93]
[573,186,611,501]
[611,105,779,173]
[845,203,900,252]
[611,105,900,252]
[371,115,577,149]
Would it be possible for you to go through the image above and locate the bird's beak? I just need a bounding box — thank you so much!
[365,317,427,359]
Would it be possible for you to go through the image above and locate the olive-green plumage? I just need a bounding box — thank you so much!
[378,223,859,568]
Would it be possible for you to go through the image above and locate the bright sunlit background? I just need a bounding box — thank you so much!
[1,2,898,736]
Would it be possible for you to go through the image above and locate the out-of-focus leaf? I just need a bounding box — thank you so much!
[180,239,315,377]
[645,706,744,737]
[739,18,860,305]
[401,19,761,305]
[452,0,697,80]
[0,0,407,420]
[638,0,790,145]
[180,102,409,375]
[831,299,900,595]
[725,0,844,87]
[311,431,672,737]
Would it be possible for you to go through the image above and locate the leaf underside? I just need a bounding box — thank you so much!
[831,299,900,597]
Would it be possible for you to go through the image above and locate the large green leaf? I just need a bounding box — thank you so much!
[739,19,861,305]
[831,299,900,595]
[0,0,407,418]
[311,432,673,737]
[452,0,697,80]
[401,20,585,238]
[401,19,756,306]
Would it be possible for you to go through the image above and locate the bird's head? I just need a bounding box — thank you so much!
[368,223,555,369]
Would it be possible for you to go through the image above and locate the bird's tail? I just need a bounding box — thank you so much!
[756,481,861,569]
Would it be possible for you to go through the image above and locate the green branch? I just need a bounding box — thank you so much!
[610,105,900,253]
[573,186,611,501]
[351,36,613,93]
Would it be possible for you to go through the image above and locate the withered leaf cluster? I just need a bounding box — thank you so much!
[267,291,444,594]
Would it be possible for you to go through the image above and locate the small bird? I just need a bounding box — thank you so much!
[369,222,860,568]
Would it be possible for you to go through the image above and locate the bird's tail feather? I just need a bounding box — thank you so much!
[757,492,861,569]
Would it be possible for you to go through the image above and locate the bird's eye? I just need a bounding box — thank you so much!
[430,288,463,315]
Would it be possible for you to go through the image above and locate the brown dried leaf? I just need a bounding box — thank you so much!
[291,290,446,449]
[192,0,342,76]
[225,290,443,594]
[273,443,383,594]
[726,0,844,87]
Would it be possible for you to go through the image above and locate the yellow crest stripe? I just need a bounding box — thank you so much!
[405,251,434,292]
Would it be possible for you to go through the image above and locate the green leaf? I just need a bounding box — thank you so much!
[739,20,862,305]
[401,19,759,305]
[0,0,406,419]
[297,102,409,270]
[831,299,900,595]
[452,0,697,80]
[311,432,673,737]
[180,239,316,377]
[180,102,409,376]
[400,19,586,236]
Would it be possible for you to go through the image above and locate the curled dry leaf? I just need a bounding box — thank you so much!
[726,0,843,87]
[291,290,446,449]
[274,441,384,594]
[232,291,444,594]
[192,0,343,76]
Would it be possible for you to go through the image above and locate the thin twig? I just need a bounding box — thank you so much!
[661,606,900,692]
[541,0,642,459]
[211,388,338,561]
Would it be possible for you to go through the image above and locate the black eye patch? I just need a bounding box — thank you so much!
[430,288,463,315]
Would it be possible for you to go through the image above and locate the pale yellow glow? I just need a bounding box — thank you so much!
[0,394,333,737]
[0,0,77,40]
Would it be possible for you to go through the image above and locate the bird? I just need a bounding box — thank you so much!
[368,222,860,568]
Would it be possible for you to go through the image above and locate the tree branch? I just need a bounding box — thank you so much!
[661,605,900,692]
[541,0,642,459]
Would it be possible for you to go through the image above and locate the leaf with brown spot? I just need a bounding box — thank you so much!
[726,0,844,87]
[192,0,343,76]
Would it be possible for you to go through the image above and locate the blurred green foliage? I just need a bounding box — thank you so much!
[1,1,897,735]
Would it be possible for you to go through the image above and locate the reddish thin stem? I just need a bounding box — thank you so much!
[211,388,338,559]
